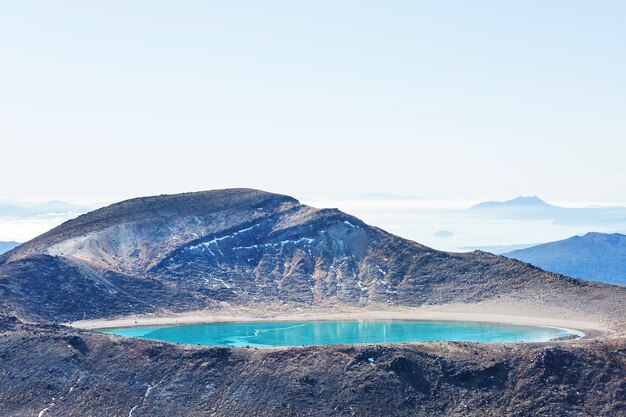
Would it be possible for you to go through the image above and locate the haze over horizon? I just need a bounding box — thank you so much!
[2,1,625,204]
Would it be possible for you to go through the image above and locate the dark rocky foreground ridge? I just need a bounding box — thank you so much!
[0,189,624,416]
[1,320,625,417]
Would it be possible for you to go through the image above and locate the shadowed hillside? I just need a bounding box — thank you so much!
[505,233,626,285]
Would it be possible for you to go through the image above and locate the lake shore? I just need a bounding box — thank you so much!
[67,302,610,340]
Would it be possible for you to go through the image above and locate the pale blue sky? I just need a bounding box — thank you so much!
[1,1,625,203]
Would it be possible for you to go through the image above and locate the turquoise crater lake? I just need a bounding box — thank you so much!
[100,320,581,347]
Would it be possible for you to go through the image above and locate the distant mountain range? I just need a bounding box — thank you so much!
[504,232,626,285]
[470,196,554,210]
[467,196,561,219]
[0,242,20,255]
[467,196,626,228]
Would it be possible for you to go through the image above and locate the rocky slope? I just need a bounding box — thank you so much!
[1,189,624,323]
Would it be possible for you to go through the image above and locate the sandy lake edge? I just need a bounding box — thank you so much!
[67,304,611,341]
